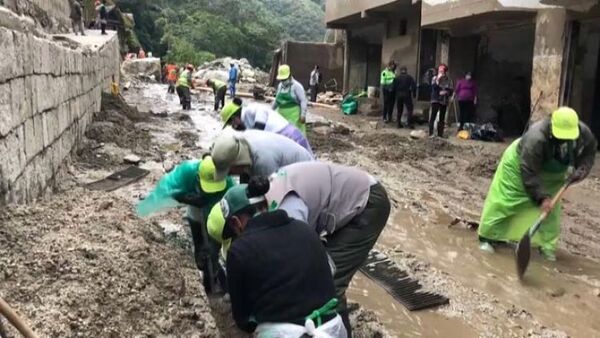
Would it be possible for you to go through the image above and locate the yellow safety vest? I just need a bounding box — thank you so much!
[177,70,191,88]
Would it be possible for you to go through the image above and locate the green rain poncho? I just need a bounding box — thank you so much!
[136,160,235,221]
[478,140,567,254]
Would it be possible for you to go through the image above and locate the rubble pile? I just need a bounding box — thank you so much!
[317,91,344,105]
[193,57,269,86]
[120,57,162,82]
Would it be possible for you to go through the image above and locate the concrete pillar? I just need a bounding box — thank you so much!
[530,8,568,121]
[343,30,350,93]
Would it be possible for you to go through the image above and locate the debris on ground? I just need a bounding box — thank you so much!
[466,156,499,178]
[0,190,219,337]
[317,91,344,105]
[121,57,162,82]
[123,154,142,164]
[85,94,153,157]
[193,57,269,86]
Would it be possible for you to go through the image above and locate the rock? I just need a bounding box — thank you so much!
[369,121,380,130]
[593,288,600,297]
[163,160,175,173]
[97,200,113,211]
[546,286,566,298]
[121,57,161,81]
[410,130,428,139]
[123,154,141,164]
[332,124,351,135]
[312,126,331,136]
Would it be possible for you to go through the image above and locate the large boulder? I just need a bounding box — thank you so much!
[121,57,161,81]
[193,69,228,82]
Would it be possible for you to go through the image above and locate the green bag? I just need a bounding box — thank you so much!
[341,94,358,115]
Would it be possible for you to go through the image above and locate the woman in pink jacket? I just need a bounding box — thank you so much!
[454,72,478,130]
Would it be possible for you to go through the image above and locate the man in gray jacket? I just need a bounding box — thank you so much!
[265,161,391,337]
[211,130,314,183]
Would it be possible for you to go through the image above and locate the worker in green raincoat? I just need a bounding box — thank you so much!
[272,64,308,134]
[478,107,597,261]
[136,155,236,292]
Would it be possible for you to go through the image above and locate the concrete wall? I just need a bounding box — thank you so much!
[0,11,120,204]
[530,8,567,121]
[326,0,399,23]
[282,41,345,91]
[2,0,71,33]
[381,3,420,78]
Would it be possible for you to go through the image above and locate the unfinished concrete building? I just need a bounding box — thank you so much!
[423,0,600,138]
[325,0,422,94]
[326,0,600,140]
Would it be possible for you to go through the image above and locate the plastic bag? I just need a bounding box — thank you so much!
[341,94,358,115]
[136,160,200,217]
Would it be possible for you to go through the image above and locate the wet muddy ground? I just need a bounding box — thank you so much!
[2,82,599,337]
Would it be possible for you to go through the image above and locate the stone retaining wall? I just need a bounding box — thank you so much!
[2,0,71,33]
[0,25,120,204]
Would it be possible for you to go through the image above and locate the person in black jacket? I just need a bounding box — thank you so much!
[99,0,107,35]
[394,66,416,128]
[219,178,346,337]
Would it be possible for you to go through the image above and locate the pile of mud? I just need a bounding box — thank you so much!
[466,156,500,178]
[358,133,459,162]
[308,125,355,153]
[0,189,218,337]
[83,94,153,157]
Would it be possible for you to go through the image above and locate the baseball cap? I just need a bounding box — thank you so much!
[198,156,227,193]
[211,134,252,181]
[551,107,579,140]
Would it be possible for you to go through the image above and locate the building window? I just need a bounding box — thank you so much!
[387,19,408,38]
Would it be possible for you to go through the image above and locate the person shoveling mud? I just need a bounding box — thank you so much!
[478,107,597,262]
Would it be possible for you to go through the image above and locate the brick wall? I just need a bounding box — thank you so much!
[0,25,120,204]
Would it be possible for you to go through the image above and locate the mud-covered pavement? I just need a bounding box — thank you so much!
[2,82,599,337]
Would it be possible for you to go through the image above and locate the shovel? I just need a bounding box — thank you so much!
[515,183,570,279]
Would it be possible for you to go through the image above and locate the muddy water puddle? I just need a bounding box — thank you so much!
[380,207,600,337]
[348,274,478,337]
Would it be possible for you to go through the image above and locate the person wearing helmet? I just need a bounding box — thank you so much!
[207,78,227,111]
[210,178,346,337]
[478,107,597,260]
[136,155,235,293]
[220,98,313,154]
[210,130,314,183]
[272,64,308,134]
[176,64,195,110]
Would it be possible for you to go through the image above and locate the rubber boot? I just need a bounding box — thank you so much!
[479,241,495,254]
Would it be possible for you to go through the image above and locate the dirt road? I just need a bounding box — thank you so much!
[1,82,599,337]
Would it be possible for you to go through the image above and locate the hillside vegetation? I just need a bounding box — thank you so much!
[118,0,326,68]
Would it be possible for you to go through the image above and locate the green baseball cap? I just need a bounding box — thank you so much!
[218,184,266,239]
[277,64,291,80]
[220,101,242,127]
[211,134,252,181]
[206,203,232,258]
[551,107,579,140]
[198,156,227,193]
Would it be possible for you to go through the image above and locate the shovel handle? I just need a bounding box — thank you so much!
[530,184,570,236]
[0,297,39,338]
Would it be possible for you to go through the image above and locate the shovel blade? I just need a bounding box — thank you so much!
[516,234,531,279]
